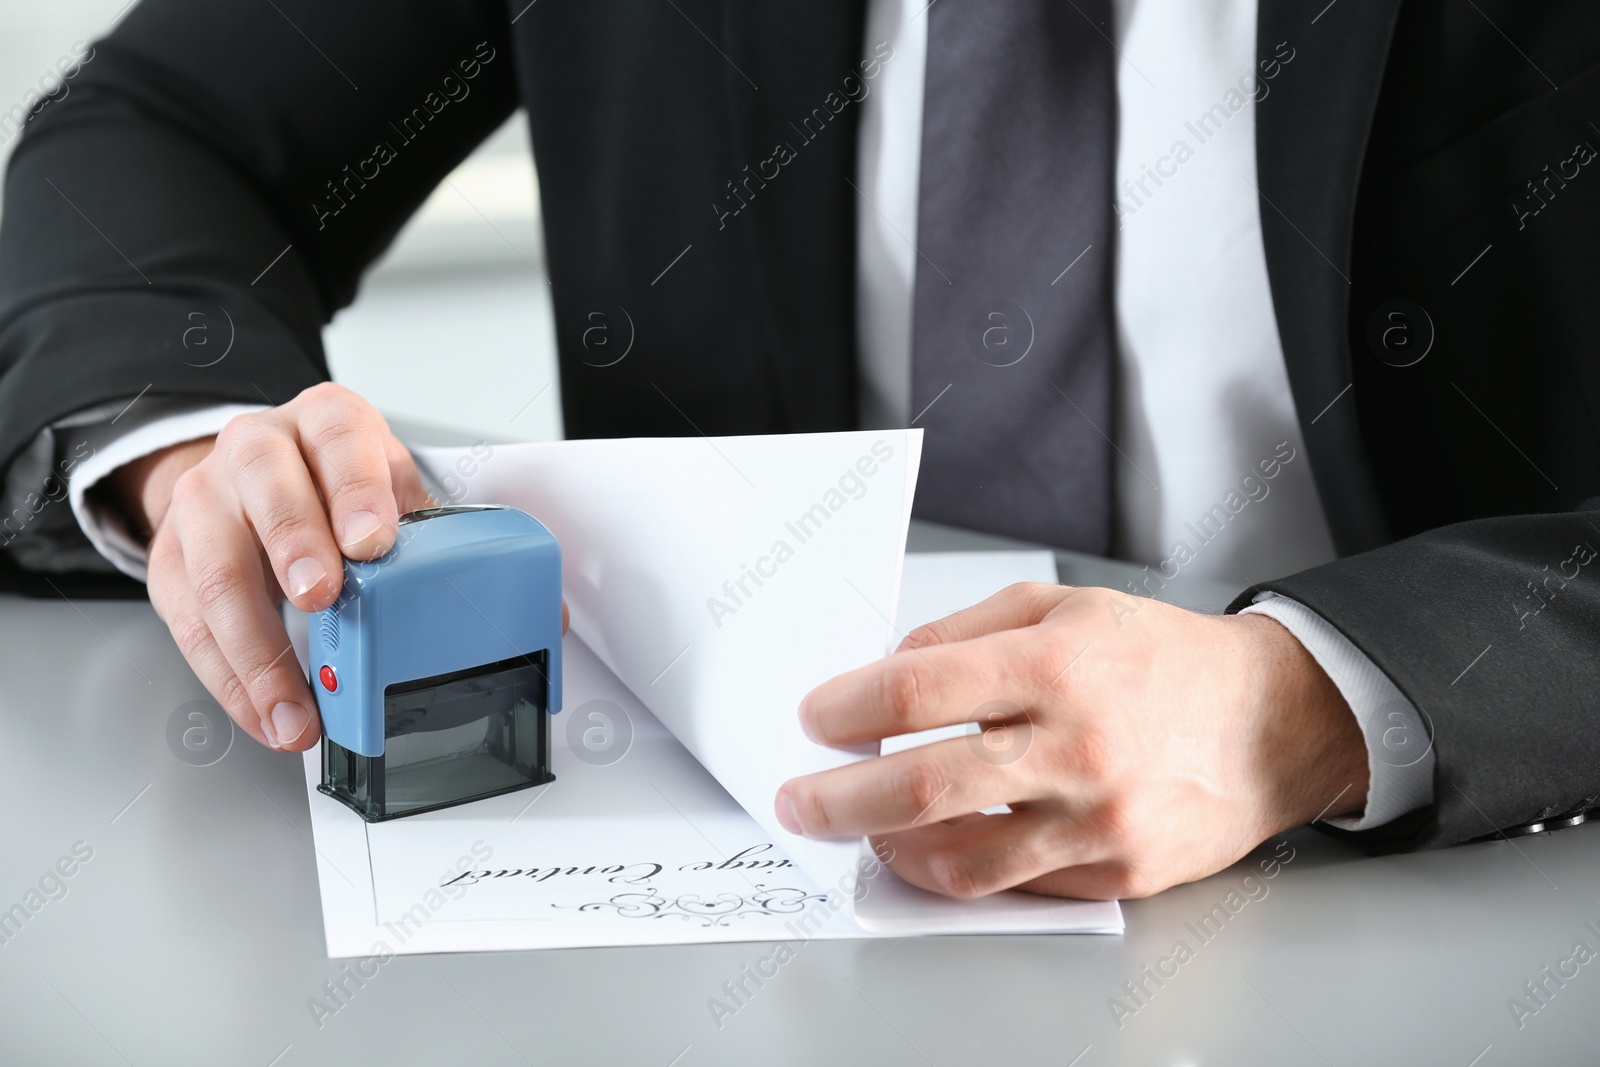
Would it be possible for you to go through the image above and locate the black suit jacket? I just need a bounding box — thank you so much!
[1,0,1597,851]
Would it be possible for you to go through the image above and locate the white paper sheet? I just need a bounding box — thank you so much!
[413,431,925,898]
[297,433,1121,956]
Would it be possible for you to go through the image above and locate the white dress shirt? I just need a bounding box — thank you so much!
[8,0,1433,830]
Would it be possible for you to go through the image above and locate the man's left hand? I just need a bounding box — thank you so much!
[774,583,1368,900]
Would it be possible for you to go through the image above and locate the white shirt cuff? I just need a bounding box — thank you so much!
[69,401,267,582]
[1240,591,1435,831]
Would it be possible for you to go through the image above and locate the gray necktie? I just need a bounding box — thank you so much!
[910,0,1117,553]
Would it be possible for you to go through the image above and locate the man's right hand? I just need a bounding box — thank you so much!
[111,383,436,752]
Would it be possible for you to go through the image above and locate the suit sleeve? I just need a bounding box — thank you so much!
[0,0,517,591]
[1229,504,1600,852]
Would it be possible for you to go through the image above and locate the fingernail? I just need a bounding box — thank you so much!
[287,557,327,599]
[797,699,819,743]
[259,713,280,749]
[775,791,802,835]
[340,510,383,548]
[272,701,311,747]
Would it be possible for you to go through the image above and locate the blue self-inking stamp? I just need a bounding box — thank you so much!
[308,504,561,821]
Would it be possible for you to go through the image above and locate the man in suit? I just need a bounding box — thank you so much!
[0,0,1595,899]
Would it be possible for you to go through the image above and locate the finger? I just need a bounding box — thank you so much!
[776,736,1035,839]
[865,811,983,867]
[383,433,436,515]
[172,472,322,750]
[800,628,1042,747]
[218,412,344,614]
[897,581,1073,652]
[1012,861,1155,901]
[875,807,1109,899]
[148,533,303,751]
[291,384,399,560]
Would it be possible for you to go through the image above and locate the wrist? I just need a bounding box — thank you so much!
[107,435,215,542]
[1233,612,1370,831]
